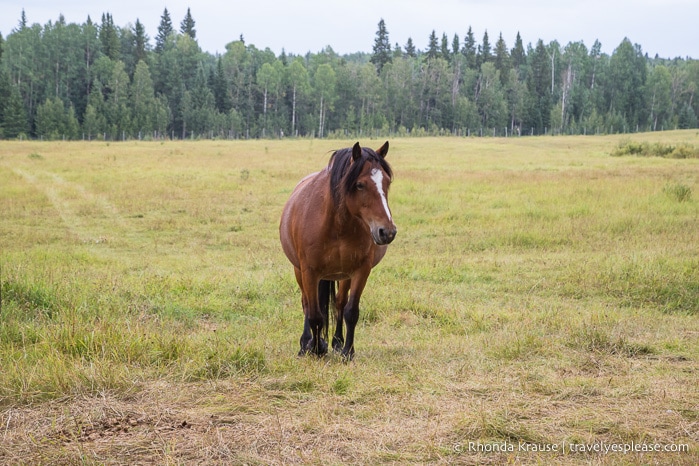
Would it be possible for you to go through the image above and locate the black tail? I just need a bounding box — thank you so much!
[317,280,336,342]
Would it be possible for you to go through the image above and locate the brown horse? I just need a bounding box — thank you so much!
[280,141,396,360]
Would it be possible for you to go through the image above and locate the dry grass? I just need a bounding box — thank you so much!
[1,133,698,464]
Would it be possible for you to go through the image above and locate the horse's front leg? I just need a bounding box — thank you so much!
[340,266,371,361]
[332,279,350,352]
[294,268,312,356]
[299,268,328,357]
[299,315,312,357]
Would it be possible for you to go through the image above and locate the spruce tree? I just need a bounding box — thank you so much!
[213,57,230,113]
[3,86,29,138]
[440,33,450,62]
[511,32,526,71]
[479,30,492,66]
[426,30,439,60]
[18,9,27,31]
[0,69,10,137]
[370,19,391,73]
[527,39,552,134]
[462,26,476,69]
[99,13,120,61]
[404,38,416,58]
[155,8,174,53]
[180,8,196,39]
[494,33,511,85]
[133,19,148,63]
[451,34,460,57]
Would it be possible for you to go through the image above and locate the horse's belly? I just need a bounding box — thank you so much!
[322,271,353,281]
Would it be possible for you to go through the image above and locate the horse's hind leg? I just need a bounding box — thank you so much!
[332,280,350,352]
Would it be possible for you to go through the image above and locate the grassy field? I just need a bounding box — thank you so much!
[1,133,698,464]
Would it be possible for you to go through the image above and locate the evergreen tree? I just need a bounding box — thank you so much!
[370,19,391,74]
[440,33,450,62]
[155,8,174,53]
[212,57,230,113]
[279,49,288,66]
[184,64,216,136]
[0,69,10,137]
[494,33,511,85]
[180,8,196,39]
[526,39,553,134]
[462,26,477,69]
[35,97,79,139]
[99,13,120,61]
[426,30,439,60]
[133,19,148,64]
[511,32,526,71]
[479,30,492,66]
[3,85,30,137]
[17,9,27,31]
[404,38,416,58]
[451,34,460,57]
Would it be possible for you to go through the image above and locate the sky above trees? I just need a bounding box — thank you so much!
[1,0,697,59]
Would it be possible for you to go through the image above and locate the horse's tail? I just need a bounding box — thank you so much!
[318,279,336,342]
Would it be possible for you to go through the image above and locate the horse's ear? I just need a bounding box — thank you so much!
[376,141,389,159]
[352,142,362,162]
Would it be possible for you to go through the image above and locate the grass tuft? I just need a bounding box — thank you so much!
[664,182,693,202]
[611,139,699,158]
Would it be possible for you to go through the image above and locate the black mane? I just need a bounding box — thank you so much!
[327,145,393,207]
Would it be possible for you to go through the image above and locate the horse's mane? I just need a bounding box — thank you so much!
[327,146,393,207]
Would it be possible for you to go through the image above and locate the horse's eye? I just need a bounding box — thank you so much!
[356,182,365,190]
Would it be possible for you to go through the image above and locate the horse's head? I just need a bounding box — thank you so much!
[339,141,397,245]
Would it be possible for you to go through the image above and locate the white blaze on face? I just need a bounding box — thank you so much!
[370,168,392,221]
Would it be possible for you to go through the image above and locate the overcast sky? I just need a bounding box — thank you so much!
[1,0,697,59]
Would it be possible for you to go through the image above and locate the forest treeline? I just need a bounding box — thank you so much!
[0,10,698,140]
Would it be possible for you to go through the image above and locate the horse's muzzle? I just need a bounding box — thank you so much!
[373,225,397,245]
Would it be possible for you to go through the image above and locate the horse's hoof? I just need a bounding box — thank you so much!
[340,350,355,362]
[300,338,328,357]
[332,337,344,353]
[316,338,328,356]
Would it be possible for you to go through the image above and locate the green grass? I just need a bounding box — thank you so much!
[1,133,698,464]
